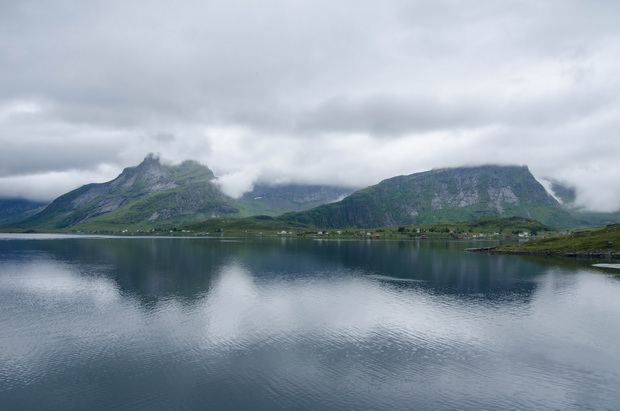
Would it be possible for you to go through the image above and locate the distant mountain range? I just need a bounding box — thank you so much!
[7,154,354,230]
[239,184,353,216]
[3,156,619,231]
[0,199,47,225]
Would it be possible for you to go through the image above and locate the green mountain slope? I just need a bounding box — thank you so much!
[492,224,620,256]
[10,155,357,231]
[280,165,581,228]
[9,160,619,232]
[17,154,239,230]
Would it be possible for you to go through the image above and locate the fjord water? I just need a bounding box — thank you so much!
[1,235,619,410]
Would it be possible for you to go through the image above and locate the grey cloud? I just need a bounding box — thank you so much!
[0,0,619,210]
[296,86,618,136]
[297,95,487,135]
[0,0,378,131]
[2,0,616,135]
[0,120,125,177]
[149,132,176,143]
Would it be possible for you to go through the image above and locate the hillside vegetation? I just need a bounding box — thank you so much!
[9,155,352,231]
[5,159,620,232]
[281,165,581,228]
[498,224,620,255]
[174,216,553,239]
[15,155,237,230]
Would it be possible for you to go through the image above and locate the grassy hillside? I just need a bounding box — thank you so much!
[3,215,560,243]
[14,156,244,230]
[498,224,620,254]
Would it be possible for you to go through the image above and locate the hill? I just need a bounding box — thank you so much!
[9,155,355,231]
[279,165,581,228]
[15,154,240,230]
[499,224,620,254]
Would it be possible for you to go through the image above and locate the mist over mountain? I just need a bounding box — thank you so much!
[15,154,237,230]
[8,155,354,230]
[5,157,620,231]
[238,184,354,216]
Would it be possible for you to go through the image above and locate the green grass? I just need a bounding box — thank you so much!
[4,215,568,243]
[173,216,556,239]
[498,224,620,253]
[182,216,296,233]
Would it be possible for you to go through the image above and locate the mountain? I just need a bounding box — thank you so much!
[0,199,48,225]
[8,160,620,231]
[280,165,583,228]
[10,155,356,231]
[237,184,354,216]
[17,154,240,230]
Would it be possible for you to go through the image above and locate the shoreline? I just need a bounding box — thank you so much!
[466,246,620,259]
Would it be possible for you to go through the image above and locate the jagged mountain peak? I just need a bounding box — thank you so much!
[85,156,215,203]
[116,155,215,188]
[17,155,229,229]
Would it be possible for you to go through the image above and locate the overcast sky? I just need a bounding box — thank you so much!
[1,0,619,211]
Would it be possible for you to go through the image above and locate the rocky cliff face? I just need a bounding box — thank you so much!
[19,155,238,229]
[281,165,573,228]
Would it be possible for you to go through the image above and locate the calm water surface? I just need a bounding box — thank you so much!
[1,234,619,410]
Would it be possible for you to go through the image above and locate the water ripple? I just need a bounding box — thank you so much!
[2,239,620,410]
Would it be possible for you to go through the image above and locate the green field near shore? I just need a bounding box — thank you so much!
[498,224,620,254]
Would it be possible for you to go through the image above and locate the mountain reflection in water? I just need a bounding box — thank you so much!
[1,236,619,410]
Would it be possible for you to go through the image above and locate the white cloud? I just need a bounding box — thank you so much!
[0,0,618,211]
[215,167,261,199]
[0,165,120,201]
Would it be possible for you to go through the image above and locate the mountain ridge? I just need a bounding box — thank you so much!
[16,154,238,229]
[6,158,620,231]
[9,155,355,230]
[279,165,590,228]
